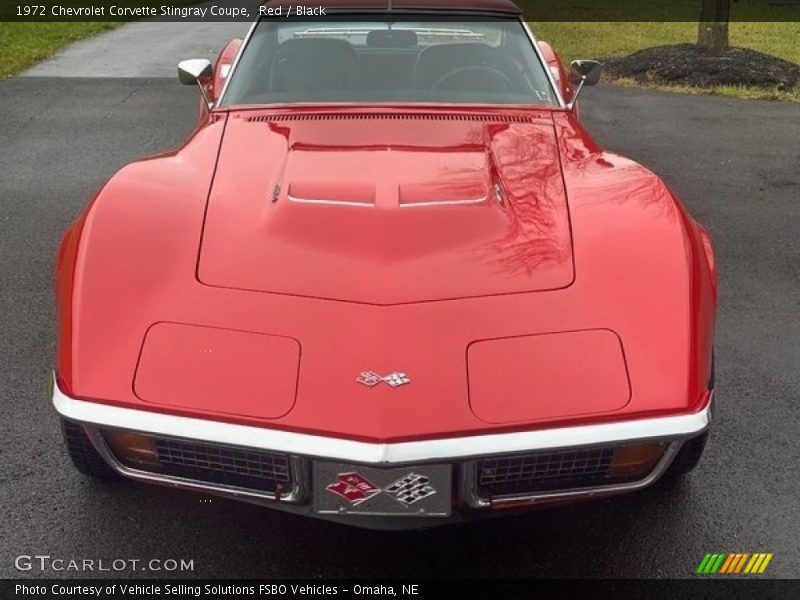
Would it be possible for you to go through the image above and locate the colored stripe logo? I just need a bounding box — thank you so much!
[696,552,773,574]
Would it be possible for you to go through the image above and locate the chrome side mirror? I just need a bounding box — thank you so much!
[178,59,213,107]
[567,59,603,110]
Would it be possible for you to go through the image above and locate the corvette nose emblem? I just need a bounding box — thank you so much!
[357,371,410,388]
[326,472,381,506]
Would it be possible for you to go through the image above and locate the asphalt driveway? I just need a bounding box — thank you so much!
[1,23,799,579]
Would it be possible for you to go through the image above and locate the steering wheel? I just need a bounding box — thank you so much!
[431,66,516,92]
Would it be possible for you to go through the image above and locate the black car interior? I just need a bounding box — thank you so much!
[266,38,524,94]
[224,21,556,105]
[268,38,360,93]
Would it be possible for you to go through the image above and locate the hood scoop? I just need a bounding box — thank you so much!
[287,180,376,207]
[285,179,489,208]
[398,180,489,207]
[198,114,574,305]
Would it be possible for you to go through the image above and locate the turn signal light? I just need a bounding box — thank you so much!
[103,430,159,465]
[609,443,666,479]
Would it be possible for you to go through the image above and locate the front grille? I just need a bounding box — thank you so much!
[476,448,615,497]
[108,434,294,495]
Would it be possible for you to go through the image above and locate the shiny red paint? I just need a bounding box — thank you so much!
[537,40,584,118]
[468,329,631,424]
[134,323,300,419]
[198,111,574,304]
[212,38,242,102]
[195,38,243,123]
[56,104,716,442]
[537,40,571,101]
[55,20,716,443]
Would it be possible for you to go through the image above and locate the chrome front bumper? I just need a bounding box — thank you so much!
[52,377,713,526]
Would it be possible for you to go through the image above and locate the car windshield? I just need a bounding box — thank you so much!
[221,17,558,107]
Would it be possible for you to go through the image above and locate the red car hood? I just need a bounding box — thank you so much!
[198,110,574,304]
[60,110,711,440]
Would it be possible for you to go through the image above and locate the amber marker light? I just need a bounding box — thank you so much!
[104,430,159,465]
[608,443,666,479]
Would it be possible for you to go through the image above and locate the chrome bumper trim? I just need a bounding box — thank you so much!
[53,376,713,465]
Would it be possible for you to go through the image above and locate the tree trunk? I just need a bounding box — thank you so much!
[697,0,731,51]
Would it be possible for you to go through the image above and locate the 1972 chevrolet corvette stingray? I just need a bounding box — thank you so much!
[53,0,716,529]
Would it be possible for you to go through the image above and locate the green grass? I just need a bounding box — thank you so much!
[0,22,119,78]
[0,0,201,78]
[610,76,800,102]
[532,21,800,101]
[533,22,800,65]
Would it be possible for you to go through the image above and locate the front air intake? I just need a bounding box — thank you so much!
[103,431,295,496]
[474,442,668,501]
[153,438,292,493]
[477,448,616,497]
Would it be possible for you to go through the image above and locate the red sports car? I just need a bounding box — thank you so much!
[53,0,716,529]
